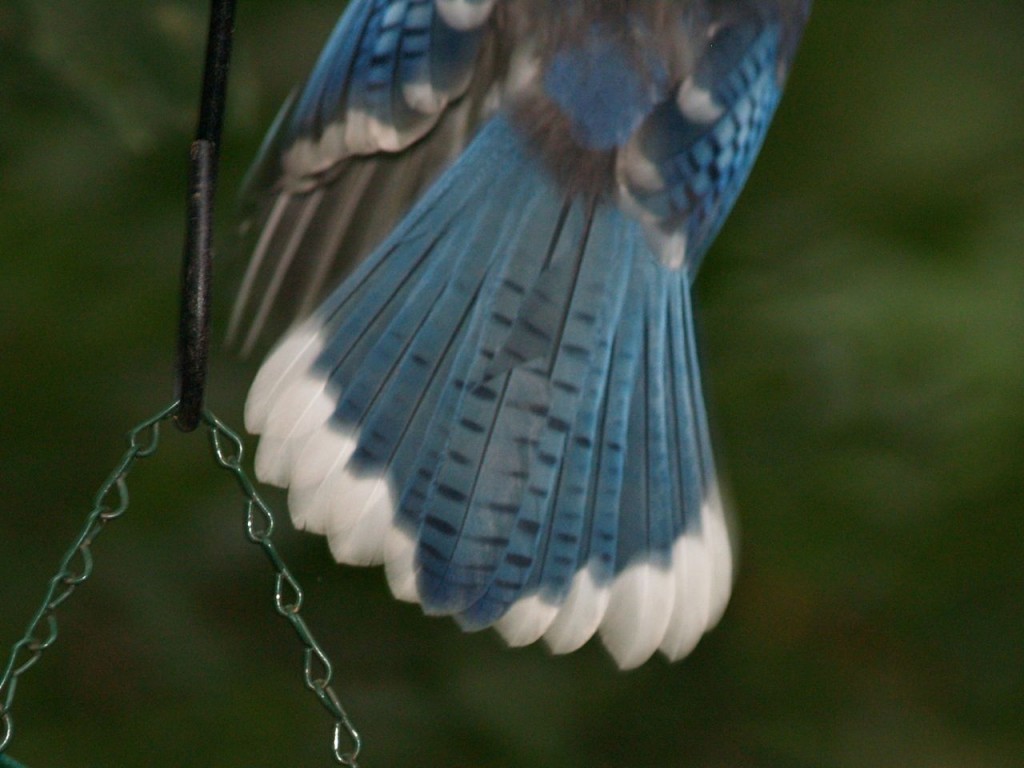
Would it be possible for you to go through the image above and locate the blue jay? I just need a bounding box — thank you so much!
[232,0,811,669]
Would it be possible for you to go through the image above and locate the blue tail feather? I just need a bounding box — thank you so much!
[255,112,728,655]
[327,152,542,452]
[577,250,648,583]
[496,214,636,608]
[415,207,576,611]
[393,182,568,540]
[305,119,524,396]
[616,264,675,569]
[410,203,571,613]
[456,204,639,627]
[684,281,718,495]
[665,276,705,538]
[535,329,617,598]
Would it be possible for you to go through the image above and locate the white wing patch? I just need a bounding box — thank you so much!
[677,74,725,124]
[435,0,497,31]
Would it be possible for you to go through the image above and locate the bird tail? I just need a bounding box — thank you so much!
[245,116,732,669]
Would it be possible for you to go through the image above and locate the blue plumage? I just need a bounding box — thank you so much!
[544,29,666,150]
[289,0,488,151]
[239,0,811,668]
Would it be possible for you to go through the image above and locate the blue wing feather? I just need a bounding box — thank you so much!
[291,0,378,138]
[230,0,503,353]
[290,0,493,158]
[617,11,787,274]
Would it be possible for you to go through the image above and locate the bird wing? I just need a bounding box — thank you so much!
[228,0,506,354]
[616,1,800,276]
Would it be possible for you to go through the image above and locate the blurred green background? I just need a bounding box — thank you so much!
[2,1,1022,766]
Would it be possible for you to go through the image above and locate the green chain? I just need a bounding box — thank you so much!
[0,403,361,766]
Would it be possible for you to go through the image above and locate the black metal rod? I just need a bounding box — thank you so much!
[175,0,237,432]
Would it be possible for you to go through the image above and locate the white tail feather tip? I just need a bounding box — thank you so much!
[599,562,675,670]
[495,595,560,648]
[245,324,325,432]
[543,567,610,655]
[384,526,420,604]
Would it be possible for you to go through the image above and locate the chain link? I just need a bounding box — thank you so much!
[0,402,174,753]
[0,403,362,766]
[203,410,362,766]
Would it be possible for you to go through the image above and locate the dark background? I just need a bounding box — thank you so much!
[2,1,1022,766]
